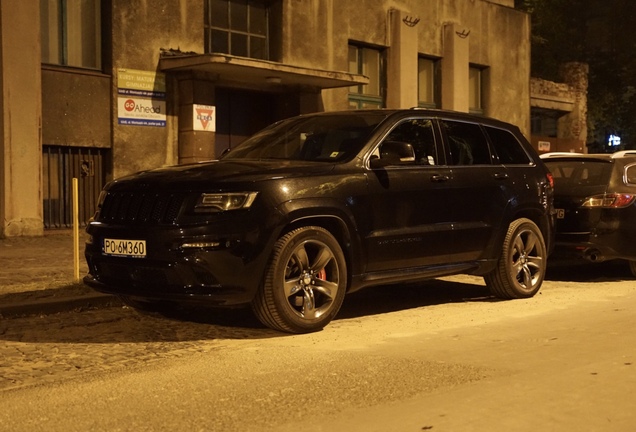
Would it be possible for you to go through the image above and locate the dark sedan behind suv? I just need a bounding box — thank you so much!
[541,151,636,276]
[85,109,555,333]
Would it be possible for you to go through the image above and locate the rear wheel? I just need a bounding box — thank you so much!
[628,260,636,278]
[485,218,547,299]
[251,226,347,333]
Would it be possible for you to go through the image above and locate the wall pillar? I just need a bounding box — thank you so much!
[386,9,419,109]
[176,72,217,164]
[0,2,43,237]
[558,62,589,144]
[441,23,470,113]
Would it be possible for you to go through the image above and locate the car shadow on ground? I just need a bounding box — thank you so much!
[337,278,493,320]
[0,278,497,344]
[546,258,633,282]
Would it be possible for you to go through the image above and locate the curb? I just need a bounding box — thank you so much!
[0,293,121,319]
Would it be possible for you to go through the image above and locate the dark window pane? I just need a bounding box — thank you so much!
[485,126,531,165]
[212,30,229,53]
[249,2,267,35]
[231,33,248,57]
[441,120,492,165]
[230,0,248,31]
[250,36,266,59]
[210,0,228,28]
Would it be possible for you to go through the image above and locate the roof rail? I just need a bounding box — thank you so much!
[539,152,584,159]
[611,150,636,158]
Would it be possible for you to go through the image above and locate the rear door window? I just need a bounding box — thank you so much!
[439,120,492,165]
[484,126,531,165]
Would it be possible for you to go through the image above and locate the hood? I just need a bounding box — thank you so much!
[106,159,336,192]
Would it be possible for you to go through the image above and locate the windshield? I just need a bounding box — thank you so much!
[222,113,388,162]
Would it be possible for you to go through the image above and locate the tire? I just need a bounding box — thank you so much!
[251,226,347,333]
[485,218,547,299]
[628,260,636,278]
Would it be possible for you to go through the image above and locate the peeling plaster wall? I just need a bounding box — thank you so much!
[110,0,202,178]
[283,0,531,134]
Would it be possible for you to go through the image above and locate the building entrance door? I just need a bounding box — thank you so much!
[214,88,296,157]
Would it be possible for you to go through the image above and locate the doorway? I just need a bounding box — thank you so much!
[214,88,299,157]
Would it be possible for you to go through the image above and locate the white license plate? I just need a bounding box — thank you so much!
[103,238,147,258]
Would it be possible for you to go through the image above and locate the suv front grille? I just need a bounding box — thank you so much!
[98,192,185,225]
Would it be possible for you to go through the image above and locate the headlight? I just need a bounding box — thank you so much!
[196,192,259,212]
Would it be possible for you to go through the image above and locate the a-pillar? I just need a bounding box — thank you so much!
[0,2,43,237]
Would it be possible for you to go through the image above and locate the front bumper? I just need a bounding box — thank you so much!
[84,222,273,306]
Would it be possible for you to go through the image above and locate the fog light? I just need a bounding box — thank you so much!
[181,241,221,249]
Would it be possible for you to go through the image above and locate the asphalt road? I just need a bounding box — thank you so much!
[1,261,635,431]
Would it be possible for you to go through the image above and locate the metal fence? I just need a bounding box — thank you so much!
[43,146,108,229]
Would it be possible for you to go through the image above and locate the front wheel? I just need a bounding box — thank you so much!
[628,260,636,278]
[485,218,547,299]
[251,226,347,333]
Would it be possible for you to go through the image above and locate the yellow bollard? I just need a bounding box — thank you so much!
[72,178,80,282]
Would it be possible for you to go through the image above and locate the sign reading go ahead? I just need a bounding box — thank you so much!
[117,69,166,127]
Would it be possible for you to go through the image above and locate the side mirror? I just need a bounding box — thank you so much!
[370,141,416,168]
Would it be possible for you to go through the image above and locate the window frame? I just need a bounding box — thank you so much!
[40,0,102,70]
[204,0,270,60]
[469,65,485,115]
[348,43,385,109]
[417,56,441,109]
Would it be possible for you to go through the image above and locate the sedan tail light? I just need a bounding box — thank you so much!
[582,193,636,208]
[546,172,555,188]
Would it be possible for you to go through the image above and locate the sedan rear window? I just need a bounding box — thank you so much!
[544,160,613,187]
[626,164,636,185]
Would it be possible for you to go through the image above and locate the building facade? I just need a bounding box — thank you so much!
[530,62,589,154]
[0,0,530,237]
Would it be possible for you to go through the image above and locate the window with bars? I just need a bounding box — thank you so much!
[40,0,102,70]
[348,44,384,109]
[205,0,269,60]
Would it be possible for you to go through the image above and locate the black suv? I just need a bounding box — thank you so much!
[84,109,555,333]
[541,151,636,276]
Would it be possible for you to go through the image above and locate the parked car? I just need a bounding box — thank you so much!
[84,109,555,333]
[540,151,636,276]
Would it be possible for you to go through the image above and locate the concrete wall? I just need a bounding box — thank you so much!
[41,69,111,148]
[110,0,202,177]
[0,0,532,236]
[283,0,531,135]
[0,1,43,237]
[530,62,588,154]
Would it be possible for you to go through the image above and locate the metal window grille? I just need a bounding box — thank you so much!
[43,145,108,229]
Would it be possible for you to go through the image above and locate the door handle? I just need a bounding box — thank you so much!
[493,172,509,180]
[430,174,450,182]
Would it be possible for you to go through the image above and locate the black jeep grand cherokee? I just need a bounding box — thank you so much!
[84,109,555,333]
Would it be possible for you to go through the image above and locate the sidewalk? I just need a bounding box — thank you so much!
[0,230,120,318]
